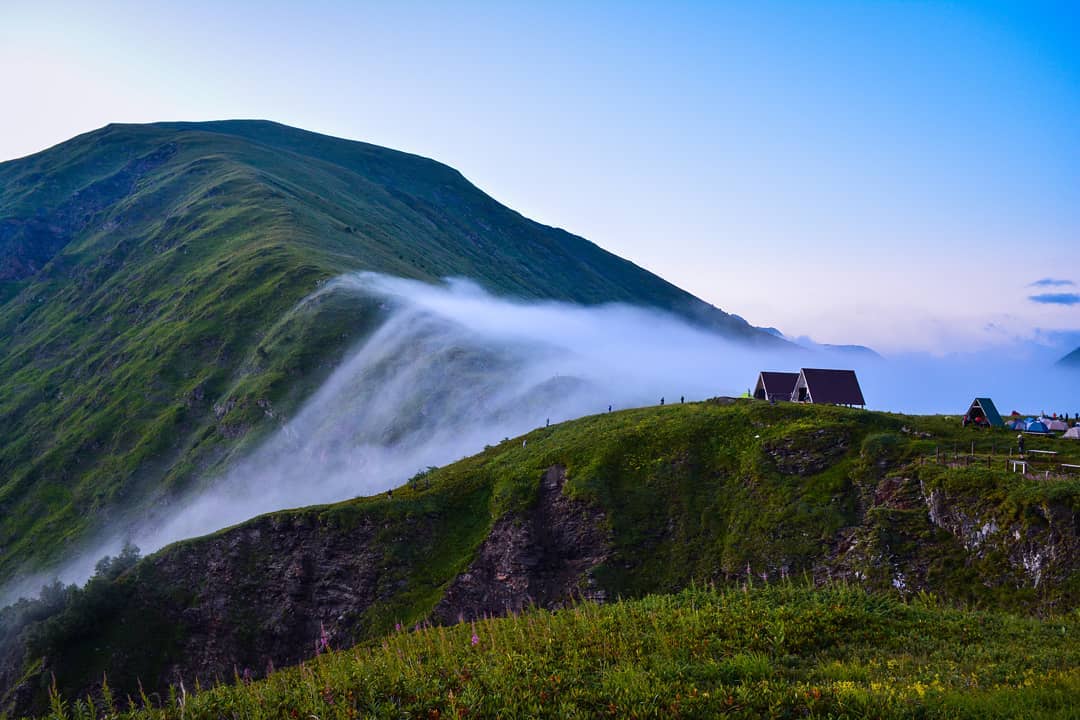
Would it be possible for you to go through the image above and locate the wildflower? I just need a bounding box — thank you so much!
[471,633,480,646]
[316,622,331,655]
[396,622,403,632]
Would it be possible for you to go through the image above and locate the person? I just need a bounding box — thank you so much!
[1017,434,1025,456]
[680,396,684,404]
[660,397,665,405]
[546,418,550,427]
[608,405,612,413]
[962,415,969,428]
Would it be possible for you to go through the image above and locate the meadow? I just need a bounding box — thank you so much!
[37,583,1080,720]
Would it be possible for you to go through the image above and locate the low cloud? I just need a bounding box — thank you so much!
[3,273,1078,604]
[1029,293,1080,306]
[1028,278,1075,288]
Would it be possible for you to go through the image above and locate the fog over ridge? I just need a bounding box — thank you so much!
[2,272,1077,605]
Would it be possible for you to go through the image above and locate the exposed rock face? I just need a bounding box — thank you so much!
[434,465,611,623]
[923,484,1077,590]
[148,511,387,686]
[765,428,851,476]
[823,474,1079,605]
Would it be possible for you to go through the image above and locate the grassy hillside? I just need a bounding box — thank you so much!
[54,585,1080,720]
[0,120,777,584]
[2,401,1077,716]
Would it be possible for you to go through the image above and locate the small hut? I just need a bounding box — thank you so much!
[753,371,799,402]
[790,368,865,407]
[963,398,1004,428]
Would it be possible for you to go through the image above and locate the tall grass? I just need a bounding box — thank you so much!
[34,584,1079,720]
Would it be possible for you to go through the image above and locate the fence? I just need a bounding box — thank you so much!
[920,440,1079,480]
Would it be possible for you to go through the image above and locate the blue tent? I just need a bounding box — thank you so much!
[1026,420,1049,433]
[1009,419,1026,430]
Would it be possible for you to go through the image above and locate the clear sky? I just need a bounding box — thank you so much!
[2,0,1078,354]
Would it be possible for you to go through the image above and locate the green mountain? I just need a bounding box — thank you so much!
[2,400,1076,715]
[0,121,778,585]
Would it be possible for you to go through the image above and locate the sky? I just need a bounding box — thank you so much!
[1,0,1078,354]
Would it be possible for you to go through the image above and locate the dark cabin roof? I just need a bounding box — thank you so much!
[757,371,799,399]
[968,397,1005,427]
[800,368,865,405]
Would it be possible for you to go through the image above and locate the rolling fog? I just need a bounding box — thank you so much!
[3,273,1077,604]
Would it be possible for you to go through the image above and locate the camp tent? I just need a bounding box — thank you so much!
[963,398,1004,428]
[1064,427,1080,440]
[1009,420,1026,430]
[1048,420,1069,432]
[1026,420,1049,433]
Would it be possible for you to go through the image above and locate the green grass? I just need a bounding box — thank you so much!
[34,584,1080,720]
[5,400,1077,717]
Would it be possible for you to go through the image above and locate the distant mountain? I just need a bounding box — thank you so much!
[752,328,883,360]
[0,120,782,584]
[818,343,883,360]
[1059,346,1080,368]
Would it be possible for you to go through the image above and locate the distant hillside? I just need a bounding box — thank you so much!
[1059,346,1080,368]
[2,400,1076,715]
[0,121,781,585]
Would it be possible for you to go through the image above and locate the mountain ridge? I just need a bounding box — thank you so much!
[1059,346,1080,367]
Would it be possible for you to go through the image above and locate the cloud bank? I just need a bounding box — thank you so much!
[1029,278,1075,287]
[3,273,1078,604]
[1029,293,1080,306]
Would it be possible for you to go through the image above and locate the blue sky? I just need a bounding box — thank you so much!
[2,0,1078,353]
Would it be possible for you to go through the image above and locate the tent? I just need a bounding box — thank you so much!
[1009,419,1027,430]
[1048,420,1069,432]
[1064,426,1080,440]
[1026,420,1049,433]
[963,398,1004,428]
[1010,410,1021,417]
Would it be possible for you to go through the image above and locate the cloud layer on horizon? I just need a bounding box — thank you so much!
[1029,293,1080,306]
[1028,278,1075,287]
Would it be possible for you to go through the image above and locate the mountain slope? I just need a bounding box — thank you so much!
[2,400,1076,715]
[1058,346,1080,368]
[0,121,779,585]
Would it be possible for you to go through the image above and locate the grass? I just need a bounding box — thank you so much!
[4,400,1077,717]
[33,584,1080,720]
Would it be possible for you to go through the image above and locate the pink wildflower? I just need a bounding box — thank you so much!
[471,633,480,646]
[316,622,331,655]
